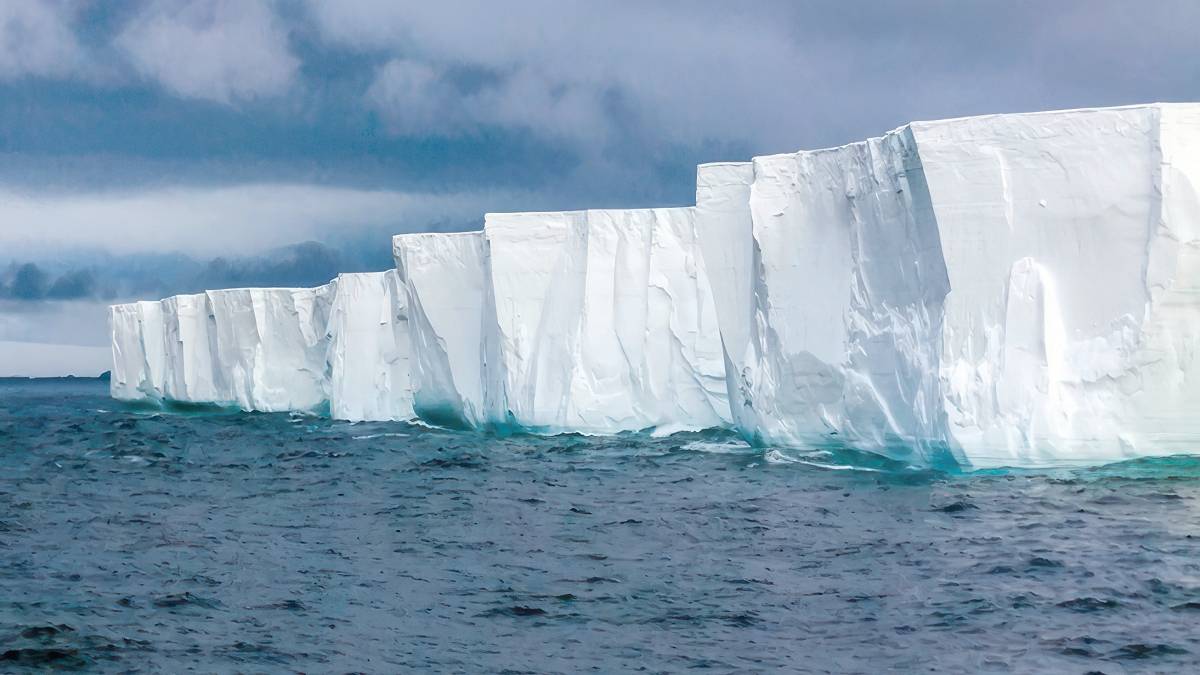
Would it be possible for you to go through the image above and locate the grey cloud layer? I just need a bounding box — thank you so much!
[5,1,1198,153]
[0,263,100,301]
[0,239,425,351]
[116,0,298,104]
[2,241,354,303]
[0,0,86,80]
[0,183,525,256]
[3,0,1199,366]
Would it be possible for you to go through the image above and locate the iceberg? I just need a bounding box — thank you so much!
[110,102,1200,470]
[326,271,414,422]
[694,103,1200,468]
[109,300,166,401]
[110,272,411,420]
[392,232,492,428]
[916,104,1200,467]
[695,130,952,466]
[206,286,334,412]
[483,208,728,434]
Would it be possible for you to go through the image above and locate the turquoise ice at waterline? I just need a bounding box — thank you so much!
[111,104,1200,471]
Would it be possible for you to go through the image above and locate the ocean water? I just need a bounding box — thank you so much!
[2,379,1200,673]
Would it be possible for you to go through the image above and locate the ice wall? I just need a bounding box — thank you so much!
[110,274,410,420]
[483,211,587,430]
[206,286,333,413]
[695,132,952,466]
[326,271,414,422]
[484,208,728,434]
[110,102,1200,469]
[912,104,1200,467]
[393,232,492,428]
[161,293,222,403]
[692,103,1200,468]
[109,301,166,401]
[694,164,756,429]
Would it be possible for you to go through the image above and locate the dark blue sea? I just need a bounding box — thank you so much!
[3,378,1200,673]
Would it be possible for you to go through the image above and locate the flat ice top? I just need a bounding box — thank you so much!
[109,102,1200,470]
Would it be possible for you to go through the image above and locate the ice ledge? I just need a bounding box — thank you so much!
[696,102,1200,469]
[110,271,413,421]
[110,103,1200,470]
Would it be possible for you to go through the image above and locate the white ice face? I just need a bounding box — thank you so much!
[483,207,728,435]
[110,302,150,401]
[111,103,1200,469]
[160,292,221,404]
[392,232,491,429]
[913,104,1200,468]
[693,103,1200,469]
[205,286,334,413]
[111,272,408,420]
[695,131,952,466]
[326,270,414,422]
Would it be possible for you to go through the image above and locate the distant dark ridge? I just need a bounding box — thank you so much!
[0,373,109,382]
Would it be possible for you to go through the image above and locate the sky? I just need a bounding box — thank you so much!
[1,0,1198,376]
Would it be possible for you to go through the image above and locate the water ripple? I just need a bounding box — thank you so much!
[2,379,1200,671]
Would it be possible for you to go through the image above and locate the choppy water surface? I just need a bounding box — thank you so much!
[3,379,1200,672]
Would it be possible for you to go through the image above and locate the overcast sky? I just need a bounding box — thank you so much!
[2,0,1198,375]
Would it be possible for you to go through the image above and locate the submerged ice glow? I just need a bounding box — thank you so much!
[110,103,1200,470]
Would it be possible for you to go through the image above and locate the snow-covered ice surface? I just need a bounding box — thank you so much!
[110,273,409,420]
[206,286,333,413]
[326,271,414,422]
[393,232,492,429]
[917,104,1200,468]
[696,128,953,467]
[111,103,1200,470]
[695,103,1200,469]
[483,208,728,434]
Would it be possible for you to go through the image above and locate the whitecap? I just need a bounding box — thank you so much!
[352,432,410,440]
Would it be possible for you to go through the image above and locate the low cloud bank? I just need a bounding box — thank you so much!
[0,263,105,301]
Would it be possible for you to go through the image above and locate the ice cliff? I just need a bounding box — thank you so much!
[388,209,727,434]
[111,272,413,420]
[923,104,1200,467]
[111,103,1200,469]
[392,232,492,428]
[695,131,951,466]
[325,271,414,422]
[482,208,726,434]
[695,103,1200,468]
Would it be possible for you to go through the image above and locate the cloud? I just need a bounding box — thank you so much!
[0,263,100,301]
[5,263,50,300]
[46,268,98,299]
[310,0,1200,154]
[0,183,531,257]
[0,297,108,345]
[326,1,803,148]
[198,241,346,290]
[366,60,610,145]
[0,340,110,377]
[116,0,299,104]
[0,0,87,81]
[306,1,859,149]
[364,60,460,135]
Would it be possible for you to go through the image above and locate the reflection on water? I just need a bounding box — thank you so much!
[2,379,1199,671]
